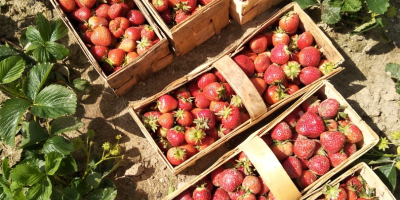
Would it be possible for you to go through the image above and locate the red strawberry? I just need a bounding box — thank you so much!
[242,175,261,194]
[297,170,317,188]
[270,141,293,161]
[167,147,187,165]
[188,81,201,97]
[88,16,108,30]
[206,127,218,140]
[250,78,267,95]
[185,127,206,145]
[263,64,286,85]
[75,0,95,8]
[179,0,198,12]
[117,38,136,52]
[238,193,256,200]
[175,189,193,200]
[240,48,258,61]
[258,176,270,195]
[293,138,316,159]
[126,52,139,64]
[212,69,226,83]
[175,109,194,126]
[256,196,268,200]
[197,73,217,89]
[342,124,363,144]
[312,140,326,156]
[157,94,178,113]
[219,169,244,192]
[126,9,145,26]
[136,38,153,55]
[167,126,185,146]
[71,7,92,22]
[158,112,174,129]
[279,11,299,34]
[296,111,325,138]
[156,127,168,137]
[142,111,161,132]
[298,158,309,170]
[344,175,363,192]
[177,97,193,111]
[228,188,246,200]
[301,96,320,113]
[203,82,225,101]
[318,98,340,119]
[328,151,348,167]
[108,3,129,20]
[299,66,321,85]
[209,101,229,121]
[178,142,197,158]
[160,9,172,24]
[272,29,290,47]
[283,113,297,128]
[222,83,235,98]
[194,109,216,130]
[292,106,305,119]
[79,22,89,33]
[308,155,330,175]
[152,0,169,12]
[297,31,314,49]
[124,27,142,41]
[254,53,271,73]
[141,25,155,40]
[107,49,126,66]
[217,106,241,130]
[96,4,111,21]
[212,188,230,200]
[281,61,301,81]
[249,34,268,53]
[323,184,348,200]
[344,143,356,157]
[263,31,274,47]
[195,92,211,109]
[59,0,76,13]
[90,46,109,62]
[263,85,286,105]
[287,83,299,95]
[299,46,320,67]
[156,137,171,152]
[197,136,215,151]
[282,156,302,178]
[193,185,211,200]
[198,0,212,5]
[271,121,292,141]
[175,10,191,24]
[233,55,256,76]
[318,59,336,75]
[174,88,191,99]
[230,95,243,109]
[320,131,346,154]
[211,166,225,187]
[342,184,358,200]
[109,17,130,38]
[325,119,338,131]
[90,26,112,46]
[270,44,290,65]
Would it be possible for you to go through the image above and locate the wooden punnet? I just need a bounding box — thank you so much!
[50,0,173,96]
[230,0,284,25]
[128,2,345,175]
[306,162,396,200]
[165,81,380,200]
[141,0,230,56]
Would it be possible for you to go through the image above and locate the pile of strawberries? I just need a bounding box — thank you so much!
[234,11,336,106]
[58,0,159,75]
[149,0,214,25]
[318,175,378,200]
[141,71,249,166]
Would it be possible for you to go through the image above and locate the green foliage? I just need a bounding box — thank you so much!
[385,62,400,94]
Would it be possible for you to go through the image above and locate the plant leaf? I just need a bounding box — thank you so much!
[294,0,319,9]
[42,136,75,155]
[71,78,91,94]
[56,155,77,175]
[375,163,397,192]
[341,0,362,12]
[86,172,102,189]
[351,17,379,35]
[0,45,19,61]
[11,184,26,200]
[31,84,77,119]
[36,13,52,42]
[45,41,69,60]
[61,187,81,200]
[1,158,10,180]
[71,178,91,196]
[85,187,117,200]
[26,177,52,200]
[26,26,44,44]
[32,45,55,63]
[45,152,63,175]
[0,98,31,146]
[321,0,341,24]
[0,56,25,84]
[20,121,49,148]
[366,0,389,14]
[385,63,400,80]
[51,116,84,135]
[329,0,344,8]
[50,19,68,42]
[396,81,400,95]
[23,62,53,102]
[9,164,45,186]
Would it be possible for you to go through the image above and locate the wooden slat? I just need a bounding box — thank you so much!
[230,0,285,25]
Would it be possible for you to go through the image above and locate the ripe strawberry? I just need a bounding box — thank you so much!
[213,188,230,200]
[240,48,258,61]
[109,17,130,38]
[152,0,169,12]
[320,131,346,153]
[298,158,309,170]
[299,46,320,67]
[206,127,218,140]
[96,4,111,21]
[126,52,139,64]
[71,7,92,22]
[250,78,267,95]
[211,166,225,187]
[156,137,171,152]
[230,95,243,109]
[297,31,314,49]
[308,155,330,175]
[270,44,290,65]
[188,80,201,98]
[75,0,96,8]
[167,126,185,146]
[59,0,76,13]
[219,169,244,192]
[157,94,178,113]
[238,193,256,200]
[263,64,286,85]
[328,151,348,167]
[318,59,336,75]
[344,175,364,193]
[91,26,112,46]
[293,138,316,159]
[222,83,235,98]
[282,156,302,178]
[249,34,268,53]
[194,109,216,130]
[178,142,197,158]
[166,147,187,165]
[158,112,174,129]
[185,127,206,145]
[142,111,161,132]
[297,170,317,188]
[281,61,301,81]
[175,189,192,200]
[344,143,356,157]
[191,108,203,119]
[256,196,268,200]
[198,0,212,5]
[312,140,326,156]
[342,124,363,144]
[210,101,229,121]
[88,16,108,30]
[126,9,145,26]
[193,185,211,200]
[279,11,299,35]
[342,184,358,200]
[195,92,211,109]
[175,109,194,126]
[272,29,290,47]
[299,66,321,85]
[292,106,305,119]
[270,141,293,161]
[175,10,191,24]
[197,136,215,151]
[212,69,226,83]
[90,46,109,62]
[325,119,338,131]
[217,106,241,130]
[283,113,297,128]
[318,98,340,119]
[287,83,299,95]
[124,27,142,41]
[254,53,271,73]
[323,184,348,200]
[177,97,193,111]
[228,188,246,200]
[263,85,287,105]
[107,49,126,66]
[301,96,320,113]
[242,176,261,194]
[174,87,191,99]
[141,25,155,40]
[117,38,136,52]
[156,127,168,138]
[197,73,217,89]
[136,38,153,55]
[203,82,225,101]
[233,54,256,76]
[258,176,270,195]
[296,111,325,138]
[271,121,292,141]
[108,3,129,20]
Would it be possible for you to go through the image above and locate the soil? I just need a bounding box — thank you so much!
[1,0,400,199]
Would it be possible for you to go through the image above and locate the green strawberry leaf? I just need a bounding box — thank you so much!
[350,17,379,36]
[50,18,68,42]
[10,164,45,186]
[294,0,319,9]
[26,177,52,200]
[56,155,77,175]
[328,0,343,8]
[51,116,84,135]
[26,25,44,44]
[42,136,75,155]
[85,187,117,200]
[71,177,91,196]
[0,56,25,84]
[23,62,53,101]
[71,78,91,94]
[0,45,19,61]
[321,0,341,24]
[86,172,102,189]
[45,41,69,61]
[341,0,362,13]
[61,187,81,200]
[32,44,55,63]
[375,163,397,192]
[31,84,77,119]
[36,13,51,42]
[2,158,10,180]
[366,0,389,14]
[45,152,63,175]
[20,121,49,148]
[385,63,400,80]
[0,98,31,146]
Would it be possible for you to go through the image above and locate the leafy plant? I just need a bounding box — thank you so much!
[385,62,400,95]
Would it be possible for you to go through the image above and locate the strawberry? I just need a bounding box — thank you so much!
[185,127,206,145]
[292,106,305,119]
[75,0,96,8]
[257,176,270,195]
[197,73,217,89]
[212,188,230,200]
[191,108,203,119]
[142,111,161,132]
[279,11,299,34]
[136,38,153,55]
[283,113,297,128]
[270,44,290,65]
[141,25,155,40]
[328,151,348,167]
[96,4,111,21]
[175,109,194,126]
[178,142,197,158]
[217,106,241,130]
[198,0,213,5]
[177,97,193,111]
[286,83,299,95]
[298,158,309,170]
[344,175,364,193]
[318,59,336,75]
[240,48,258,61]
[175,189,192,200]
[126,52,139,64]
[250,78,267,95]
[157,94,178,113]
[323,184,348,200]
[203,82,225,101]
[167,126,185,146]
[342,184,358,200]
[254,53,271,73]
[297,31,314,49]
[230,95,243,109]
[173,87,191,99]
[160,9,172,24]
[124,27,142,41]
[175,10,191,24]
[152,0,169,12]
[206,127,218,140]
[117,38,136,52]
[197,136,215,151]
[233,54,256,76]
[267,192,277,200]
[108,3,129,20]
[239,111,250,123]
[318,98,340,119]
[195,92,211,109]
[296,111,325,138]
[301,96,320,113]
[293,138,316,159]
[282,156,302,178]
[166,147,187,165]
[156,137,171,152]
[126,9,145,26]
[219,169,244,192]
[90,26,112,46]
[107,49,126,66]
[158,112,174,129]
[193,185,211,200]
[188,80,201,98]
[297,170,317,188]
[308,155,330,175]
[256,196,268,200]
[325,119,338,131]
[238,193,256,200]
[109,17,130,38]
[212,69,226,83]
[249,34,268,53]
[218,124,232,137]
[88,16,108,30]
[90,46,109,62]
[272,29,290,47]
[179,0,198,12]
[263,64,286,85]
[271,121,292,141]
[312,140,326,156]
[320,131,346,154]
[270,141,293,161]
[228,188,246,200]
[156,126,168,137]
[71,7,92,22]
[222,83,235,98]
[343,143,356,157]
[299,46,320,67]
[281,61,301,81]
[210,101,229,121]
[211,166,225,187]
[342,124,363,144]
[198,178,214,193]
[194,109,216,130]
[59,0,76,13]
[263,85,286,105]
[299,66,321,85]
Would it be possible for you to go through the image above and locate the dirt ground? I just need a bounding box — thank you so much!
[1,0,400,199]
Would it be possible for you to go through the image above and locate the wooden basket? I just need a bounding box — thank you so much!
[230,0,284,25]
[50,0,173,96]
[164,80,380,200]
[128,2,345,175]
[306,162,396,200]
[141,0,230,56]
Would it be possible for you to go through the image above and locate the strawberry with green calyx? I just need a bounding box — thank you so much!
[357,187,378,200]
[230,95,243,109]
[218,124,231,137]
[193,184,211,200]
[299,46,321,67]
[235,158,254,176]
[322,184,348,200]
[318,98,340,119]
[107,49,126,67]
[272,28,290,47]
[156,137,171,152]
[167,125,185,147]
[327,151,348,167]
[340,123,363,144]
[308,155,330,175]
[196,136,215,151]
[341,184,358,200]
[157,94,178,113]
[344,175,364,193]
[289,34,299,51]
[217,106,241,130]
[283,113,297,128]
[203,82,226,101]
[178,142,197,158]
[136,38,154,55]
[297,31,314,49]
[281,61,301,81]
[152,0,169,12]
[174,109,193,126]
[318,59,336,76]
[185,127,206,145]
[324,119,338,131]
[279,11,299,35]
[156,127,168,138]
[142,111,161,132]
[270,141,293,161]
[228,187,246,200]
[167,147,187,165]
[141,25,155,40]
[270,44,291,65]
[263,85,287,105]
[210,101,229,121]
[223,83,235,99]
[193,109,215,130]
[158,112,174,129]
[320,131,346,154]
[177,96,194,111]
[174,9,191,24]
